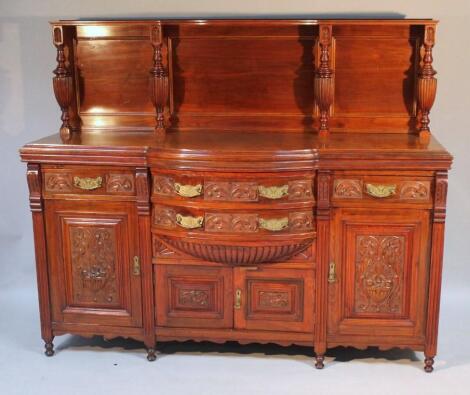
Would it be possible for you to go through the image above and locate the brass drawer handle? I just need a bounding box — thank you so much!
[132,256,141,276]
[176,214,204,229]
[73,176,103,190]
[258,185,288,199]
[259,217,289,232]
[328,262,337,283]
[174,182,203,198]
[234,289,242,309]
[365,183,397,198]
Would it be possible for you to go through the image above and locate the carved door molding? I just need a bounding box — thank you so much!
[328,208,429,342]
[45,200,142,327]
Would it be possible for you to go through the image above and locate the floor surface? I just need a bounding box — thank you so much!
[1,281,469,394]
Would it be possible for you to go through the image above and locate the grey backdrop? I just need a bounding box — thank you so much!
[1,1,469,394]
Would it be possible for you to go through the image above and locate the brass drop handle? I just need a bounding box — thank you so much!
[259,217,289,232]
[365,183,397,198]
[234,289,242,309]
[174,182,203,198]
[258,185,289,199]
[73,176,103,190]
[176,214,204,229]
[133,256,141,276]
[328,262,337,283]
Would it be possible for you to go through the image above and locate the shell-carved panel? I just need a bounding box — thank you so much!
[399,181,430,200]
[70,226,118,305]
[161,236,313,265]
[355,235,404,314]
[333,179,363,198]
[106,174,134,193]
[45,173,73,192]
[204,181,258,201]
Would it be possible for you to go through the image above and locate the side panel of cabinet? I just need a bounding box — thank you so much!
[234,268,314,332]
[45,200,142,327]
[328,208,430,343]
[155,265,233,328]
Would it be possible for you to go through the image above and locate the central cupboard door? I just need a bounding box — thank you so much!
[233,267,314,332]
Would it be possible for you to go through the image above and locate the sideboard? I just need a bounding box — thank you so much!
[20,18,452,372]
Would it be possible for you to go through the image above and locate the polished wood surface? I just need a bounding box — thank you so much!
[20,19,452,372]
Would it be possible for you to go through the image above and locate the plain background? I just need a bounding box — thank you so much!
[1,1,469,394]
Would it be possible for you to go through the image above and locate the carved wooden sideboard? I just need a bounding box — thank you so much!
[20,19,452,372]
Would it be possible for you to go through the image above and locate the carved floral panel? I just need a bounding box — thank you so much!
[106,174,135,193]
[399,181,430,200]
[70,226,118,306]
[333,179,363,198]
[44,173,73,192]
[354,235,405,314]
[288,179,313,200]
[153,175,174,196]
[259,291,289,308]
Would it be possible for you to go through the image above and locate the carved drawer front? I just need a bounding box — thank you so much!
[332,174,432,206]
[155,265,233,328]
[328,208,430,342]
[44,200,142,327]
[152,205,314,234]
[233,268,314,332]
[43,166,136,198]
[152,172,314,204]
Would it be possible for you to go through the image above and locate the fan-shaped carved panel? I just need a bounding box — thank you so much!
[161,236,313,265]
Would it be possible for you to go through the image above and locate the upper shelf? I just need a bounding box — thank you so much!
[48,19,439,140]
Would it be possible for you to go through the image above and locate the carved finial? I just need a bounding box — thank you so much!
[417,25,437,138]
[314,25,334,135]
[150,23,169,135]
[52,25,74,142]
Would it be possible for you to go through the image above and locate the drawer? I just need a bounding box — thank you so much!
[332,173,433,207]
[152,171,314,205]
[42,166,136,198]
[152,205,315,234]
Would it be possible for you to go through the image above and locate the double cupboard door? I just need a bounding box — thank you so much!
[155,264,314,333]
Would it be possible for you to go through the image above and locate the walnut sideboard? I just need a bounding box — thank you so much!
[20,18,452,372]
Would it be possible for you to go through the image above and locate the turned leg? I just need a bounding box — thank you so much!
[44,340,55,357]
[147,347,157,362]
[424,355,435,373]
[315,354,325,369]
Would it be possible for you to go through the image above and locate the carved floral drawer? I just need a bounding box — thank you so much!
[151,205,315,265]
[42,166,136,198]
[332,173,434,206]
[152,205,315,234]
[152,171,314,205]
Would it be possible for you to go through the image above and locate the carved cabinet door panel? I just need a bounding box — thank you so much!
[233,268,314,332]
[155,265,233,328]
[45,200,142,327]
[328,208,430,343]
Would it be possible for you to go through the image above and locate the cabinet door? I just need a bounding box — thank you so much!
[45,200,142,327]
[328,208,430,342]
[155,265,233,328]
[234,267,314,332]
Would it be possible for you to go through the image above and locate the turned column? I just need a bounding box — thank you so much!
[150,22,169,136]
[417,25,437,139]
[52,25,74,142]
[314,25,334,136]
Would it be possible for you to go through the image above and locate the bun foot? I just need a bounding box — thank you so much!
[147,348,157,361]
[315,355,325,369]
[45,342,54,357]
[424,357,434,373]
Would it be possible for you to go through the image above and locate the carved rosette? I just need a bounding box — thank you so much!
[52,25,74,141]
[417,25,437,138]
[314,25,334,134]
[150,23,169,135]
[355,235,404,314]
